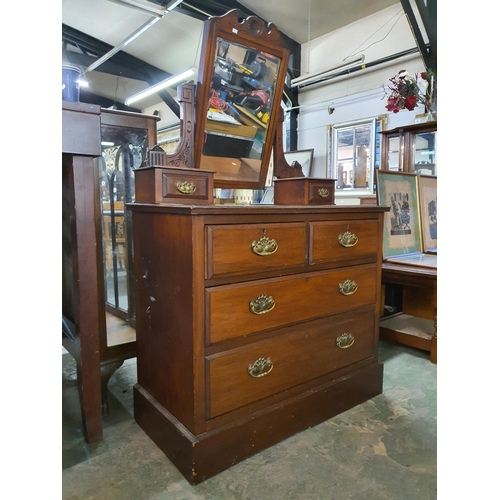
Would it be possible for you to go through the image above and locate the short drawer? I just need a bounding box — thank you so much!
[206,264,377,344]
[206,310,375,418]
[205,223,307,279]
[309,219,379,266]
[134,166,214,204]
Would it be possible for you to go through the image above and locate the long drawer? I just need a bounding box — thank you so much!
[309,219,379,266]
[205,223,307,279]
[206,310,375,418]
[206,264,377,344]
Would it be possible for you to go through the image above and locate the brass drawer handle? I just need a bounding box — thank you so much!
[336,333,355,349]
[339,279,358,296]
[251,236,278,256]
[248,357,274,378]
[318,188,330,198]
[338,230,358,248]
[249,295,275,315]
[176,181,196,194]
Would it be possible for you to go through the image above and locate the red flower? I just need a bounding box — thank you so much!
[384,69,435,114]
[404,95,417,110]
[385,97,400,113]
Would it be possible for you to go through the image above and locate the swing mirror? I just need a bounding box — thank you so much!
[194,9,290,189]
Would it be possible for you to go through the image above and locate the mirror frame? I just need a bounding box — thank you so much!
[194,9,290,190]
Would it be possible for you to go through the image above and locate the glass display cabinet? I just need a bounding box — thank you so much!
[62,103,159,444]
[99,109,159,330]
[380,121,437,175]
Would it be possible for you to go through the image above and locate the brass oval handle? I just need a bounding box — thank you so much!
[338,230,358,248]
[318,188,330,198]
[339,279,358,296]
[251,236,278,256]
[336,333,355,349]
[249,295,275,315]
[176,181,196,194]
[248,357,274,378]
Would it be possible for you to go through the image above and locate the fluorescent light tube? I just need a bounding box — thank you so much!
[125,67,195,106]
[291,55,365,89]
[108,0,183,17]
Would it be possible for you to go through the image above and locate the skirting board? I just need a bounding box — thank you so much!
[134,362,384,484]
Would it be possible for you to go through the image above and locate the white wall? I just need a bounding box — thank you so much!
[294,4,430,184]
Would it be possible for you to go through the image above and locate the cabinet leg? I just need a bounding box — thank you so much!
[100,360,124,416]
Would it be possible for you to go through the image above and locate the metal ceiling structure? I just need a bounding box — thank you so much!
[62,0,436,149]
[62,0,301,115]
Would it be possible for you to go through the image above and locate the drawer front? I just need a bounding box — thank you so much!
[310,219,379,266]
[206,264,377,344]
[308,180,335,204]
[207,310,375,418]
[162,170,212,202]
[206,223,307,279]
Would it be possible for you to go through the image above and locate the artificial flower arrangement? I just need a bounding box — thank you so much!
[384,69,435,114]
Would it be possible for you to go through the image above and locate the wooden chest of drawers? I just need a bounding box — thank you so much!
[129,203,388,484]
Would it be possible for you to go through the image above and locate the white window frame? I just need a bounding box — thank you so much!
[327,117,379,198]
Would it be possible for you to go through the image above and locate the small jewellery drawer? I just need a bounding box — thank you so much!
[205,223,307,279]
[309,219,379,266]
[206,310,375,418]
[134,166,214,204]
[274,178,335,205]
[206,264,377,343]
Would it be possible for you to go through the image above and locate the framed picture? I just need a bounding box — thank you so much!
[418,174,437,253]
[284,149,314,177]
[376,170,422,258]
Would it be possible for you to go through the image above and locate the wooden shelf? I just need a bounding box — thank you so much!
[379,313,434,352]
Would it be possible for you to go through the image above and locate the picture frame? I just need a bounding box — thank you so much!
[284,149,314,177]
[418,174,437,253]
[376,170,422,258]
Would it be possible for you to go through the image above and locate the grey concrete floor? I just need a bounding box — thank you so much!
[62,341,437,500]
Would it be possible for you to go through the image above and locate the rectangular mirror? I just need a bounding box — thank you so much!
[194,10,290,190]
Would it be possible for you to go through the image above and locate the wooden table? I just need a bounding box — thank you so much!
[380,259,437,364]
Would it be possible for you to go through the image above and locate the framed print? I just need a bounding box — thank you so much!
[284,149,314,177]
[376,170,422,258]
[418,175,437,253]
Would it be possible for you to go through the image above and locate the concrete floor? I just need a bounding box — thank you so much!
[62,341,437,500]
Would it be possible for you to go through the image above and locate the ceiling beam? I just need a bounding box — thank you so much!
[400,0,436,74]
[62,24,181,115]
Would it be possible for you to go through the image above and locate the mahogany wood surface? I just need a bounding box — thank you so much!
[62,101,103,443]
[274,178,336,205]
[206,264,377,343]
[129,203,388,482]
[207,311,375,417]
[134,362,383,484]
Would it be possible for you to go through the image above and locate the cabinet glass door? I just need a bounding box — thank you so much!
[411,130,437,175]
[387,135,401,171]
[99,123,149,345]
